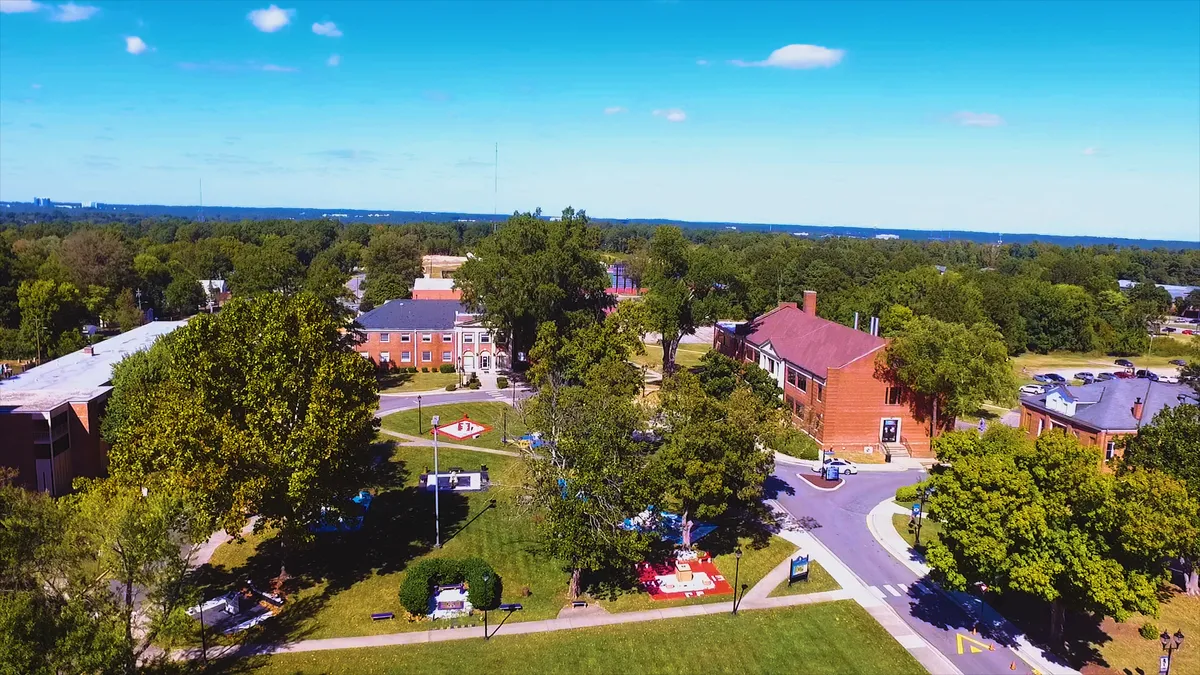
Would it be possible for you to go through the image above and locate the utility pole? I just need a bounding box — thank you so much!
[432,415,441,548]
[492,142,498,233]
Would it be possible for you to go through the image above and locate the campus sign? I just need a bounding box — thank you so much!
[433,415,493,440]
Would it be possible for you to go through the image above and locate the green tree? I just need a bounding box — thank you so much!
[926,428,1197,641]
[696,350,780,410]
[362,229,421,307]
[231,235,303,296]
[1119,404,1200,596]
[17,279,82,363]
[108,288,144,333]
[456,208,611,365]
[163,274,205,318]
[644,226,731,374]
[528,301,649,397]
[104,292,379,576]
[880,315,1016,438]
[58,229,133,291]
[521,379,658,598]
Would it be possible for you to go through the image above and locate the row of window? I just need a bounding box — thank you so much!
[1026,412,1118,460]
[784,367,824,401]
[376,332,491,344]
[364,350,451,363]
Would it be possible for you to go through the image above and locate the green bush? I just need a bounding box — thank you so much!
[768,429,820,461]
[467,380,481,390]
[445,383,457,391]
[408,367,418,373]
[496,376,509,389]
[397,557,501,616]
[1139,621,1160,640]
[439,364,456,374]
[895,484,921,503]
[421,367,429,373]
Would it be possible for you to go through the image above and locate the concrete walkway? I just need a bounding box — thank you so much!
[378,429,521,457]
[866,498,1079,675]
[774,451,928,472]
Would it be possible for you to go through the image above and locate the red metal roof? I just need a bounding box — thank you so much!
[736,304,886,379]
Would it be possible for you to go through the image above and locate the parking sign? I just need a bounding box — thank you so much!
[1159,655,1169,675]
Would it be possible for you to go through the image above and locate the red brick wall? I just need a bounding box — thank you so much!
[69,397,109,481]
[822,354,934,457]
[411,289,461,300]
[0,414,36,490]
[358,330,457,369]
[1018,404,1131,469]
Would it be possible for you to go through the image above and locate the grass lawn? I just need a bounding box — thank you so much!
[631,342,710,372]
[218,600,924,675]
[595,534,796,613]
[378,370,459,393]
[1093,592,1199,675]
[767,560,841,597]
[198,441,566,643]
[380,401,526,451]
[891,513,943,555]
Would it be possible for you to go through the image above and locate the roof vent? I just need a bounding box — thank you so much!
[1132,397,1144,421]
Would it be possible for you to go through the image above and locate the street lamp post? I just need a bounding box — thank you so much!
[482,572,490,639]
[432,414,441,548]
[1160,629,1184,675]
[502,408,507,444]
[732,547,743,615]
[417,395,423,435]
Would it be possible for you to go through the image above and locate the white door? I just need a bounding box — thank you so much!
[463,354,475,371]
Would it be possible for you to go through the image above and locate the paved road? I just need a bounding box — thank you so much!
[375,388,530,417]
[772,464,1031,674]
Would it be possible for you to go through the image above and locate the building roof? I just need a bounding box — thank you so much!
[413,277,457,292]
[356,299,464,331]
[0,320,186,409]
[1117,280,1198,301]
[1021,379,1198,431]
[726,303,887,379]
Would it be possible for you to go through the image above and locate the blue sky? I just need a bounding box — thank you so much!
[1,1,1197,240]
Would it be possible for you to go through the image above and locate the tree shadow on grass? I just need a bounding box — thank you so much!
[986,590,1109,669]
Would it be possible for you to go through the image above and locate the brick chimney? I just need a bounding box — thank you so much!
[803,290,817,317]
[1132,397,1144,421]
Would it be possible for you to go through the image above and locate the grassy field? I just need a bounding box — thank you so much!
[891,513,943,555]
[216,600,925,675]
[380,402,526,451]
[767,560,841,597]
[1093,592,1199,675]
[378,370,459,393]
[631,342,711,372]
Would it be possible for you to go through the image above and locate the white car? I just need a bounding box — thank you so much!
[813,458,858,475]
[1019,384,1046,396]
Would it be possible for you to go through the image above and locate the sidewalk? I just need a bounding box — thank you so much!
[378,429,521,457]
[774,452,927,472]
[866,498,1079,675]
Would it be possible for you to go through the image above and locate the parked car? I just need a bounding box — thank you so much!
[1170,359,1189,367]
[1162,375,1180,384]
[1032,374,1052,383]
[1113,370,1135,379]
[1162,327,1177,333]
[1135,369,1160,381]
[1019,384,1047,396]
[813,458,858,475]
[1115,358,1135,368]
[1183,330,1194,335]
[1073,372,1094,380]
[1043,373,1066,383]
[1096,372,1116,381]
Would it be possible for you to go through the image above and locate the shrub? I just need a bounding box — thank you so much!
[397,557,501,616]
[421,367,429,373]
[408,367,418,373]
[895,484,921,503]
[768,428,819,461]
[496,376,509,389]
[1139,622,1160,640]
[439,364,456,374]
[445,384,457,392]
[467,380,481,390]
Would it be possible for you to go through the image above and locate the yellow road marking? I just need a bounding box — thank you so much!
[956,632,994,655]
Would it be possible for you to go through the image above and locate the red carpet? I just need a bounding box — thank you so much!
[636,556,734,601]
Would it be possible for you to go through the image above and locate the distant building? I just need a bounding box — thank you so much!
[1117,279,1198,301]
[198,279,231,308]
[875,234,900,240]
[1019,379,1198,464]
[0,321,187,495]
[714,292,937,458]
[355,299,506,374]
[422,255,470,279]
[411,276,460,300]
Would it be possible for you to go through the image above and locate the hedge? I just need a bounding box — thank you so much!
[445,383,457,391]
[439,364,456,374]
[398,557,502,616]
[496,376,509,389]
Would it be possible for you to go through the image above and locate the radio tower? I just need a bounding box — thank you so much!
[198,179,204,222]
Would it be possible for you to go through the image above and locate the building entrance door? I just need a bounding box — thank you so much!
[463,354,475,371]
[881,419,899,444]
[481,353,490,370]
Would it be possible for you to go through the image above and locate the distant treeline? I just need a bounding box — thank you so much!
[2,209,1198,362]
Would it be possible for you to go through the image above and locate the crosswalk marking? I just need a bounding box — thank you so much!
[883,584,901,597]
[898,583,908,593]
[868,585,887,600]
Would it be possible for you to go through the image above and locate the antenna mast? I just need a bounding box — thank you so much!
[198,178,204,222]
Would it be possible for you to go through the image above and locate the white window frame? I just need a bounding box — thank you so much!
[401,351,411,362]
[401,333,411,343]
[463,333,474,343]
[479,333,490,344]
[442,351,452,361]
[379,333,390,343]
[422,333,432,343]
[442,333,453,343]
[422,350,432,362]
[379,352,390,363]
[1105,441,1116,460]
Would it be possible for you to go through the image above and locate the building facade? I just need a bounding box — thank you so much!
[1019,379,1197,463]
[355,299,506,374]
[411,277,461,300]
[714,292,937,457]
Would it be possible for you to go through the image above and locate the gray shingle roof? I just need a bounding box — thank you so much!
[1021,379,1198,431]
[356,299,463,330]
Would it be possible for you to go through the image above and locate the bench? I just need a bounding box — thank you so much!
[371,612,395,621]
[571,601,588,608]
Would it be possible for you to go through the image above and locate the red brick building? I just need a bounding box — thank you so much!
[714,292,937,458]
[355,299,507,374]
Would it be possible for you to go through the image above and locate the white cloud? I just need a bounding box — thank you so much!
[653,108,687,122]
[31,83,42,89]
[1082,147,1099,156]
[731,44,844,69]
[125,36,149,55]
[696,59,709,66]
[247,4,293,33]
[312,21,341,37]
[0,0,43,14]
[260,63,298,73]
[326,53,341,67]
[49,2,98,22]
[952,111,1004,127]
[604,106,626,115]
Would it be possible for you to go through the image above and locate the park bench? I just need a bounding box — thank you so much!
[370,612,394,621]
[571,601,588,608]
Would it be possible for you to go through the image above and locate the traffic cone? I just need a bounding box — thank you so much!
[989,644,995,651]
[1009,662,1016,670]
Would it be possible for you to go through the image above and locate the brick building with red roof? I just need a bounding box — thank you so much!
[713,291,936,459]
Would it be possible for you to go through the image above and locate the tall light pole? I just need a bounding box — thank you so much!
[432,414,441,548]
[1160,630,1184,675]
[731,547,743,615]
[417,395,423,435]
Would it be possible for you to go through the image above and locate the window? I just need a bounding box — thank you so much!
[1036,419,1044,436]
[442,334,453,342]
[401,333,411,343]
[1105,441,1116,461]
[767,358,777,375]
[885,387,902,406]
[796,372,807,392]
[422,333,432,343]
[816,383,824,402]
[379,333,390,343]
[422,351,432,362]
[442,351,452,361]
[480,333,490,344]
[359,351,370,359]
[401,351,411,362]
[379,352,390,363]
[463,333,474,344]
